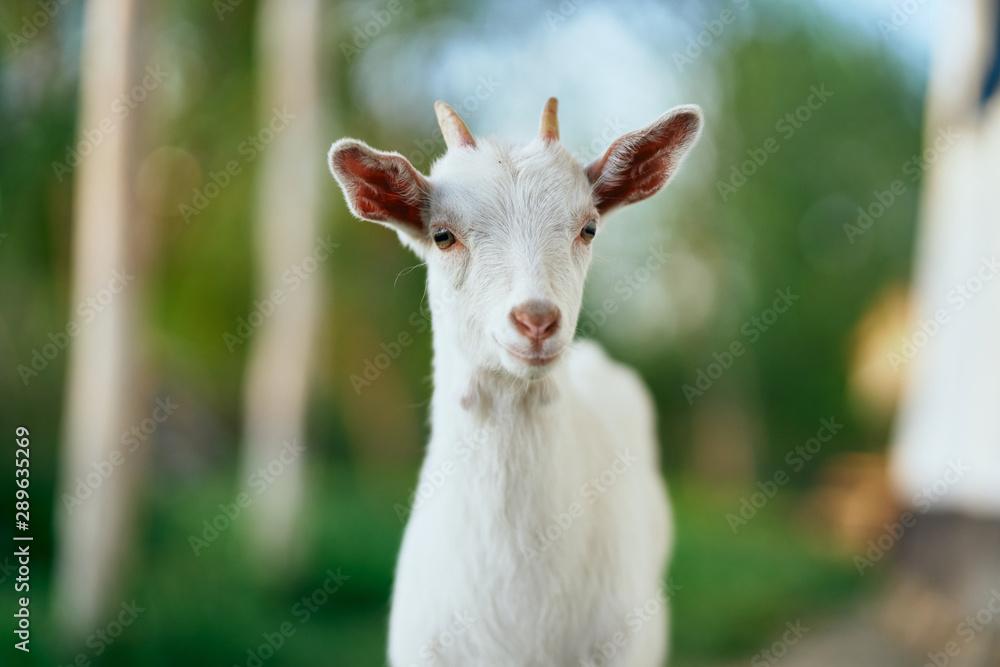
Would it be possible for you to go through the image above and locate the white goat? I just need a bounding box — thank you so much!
[328,97,702,667]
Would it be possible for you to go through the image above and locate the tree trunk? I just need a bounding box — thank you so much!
[238,0,327,571]
[52,0,144,639]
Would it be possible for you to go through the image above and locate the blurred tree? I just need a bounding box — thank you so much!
[51,0,149,639]
[236,0,330,572]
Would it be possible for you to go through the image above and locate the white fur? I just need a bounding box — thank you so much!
[328,109,702,666]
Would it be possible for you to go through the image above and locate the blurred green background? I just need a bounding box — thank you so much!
[0,0,934,664]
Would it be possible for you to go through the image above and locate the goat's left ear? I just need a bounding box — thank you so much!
[585,105,703,215]
[328,138,430,239]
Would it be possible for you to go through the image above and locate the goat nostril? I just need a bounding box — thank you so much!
[510,301,561,341]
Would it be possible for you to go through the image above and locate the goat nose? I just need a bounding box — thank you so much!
[510,300,561,341]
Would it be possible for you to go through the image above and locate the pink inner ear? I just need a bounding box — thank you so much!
[587,112,700,214]
[336,148,427,231]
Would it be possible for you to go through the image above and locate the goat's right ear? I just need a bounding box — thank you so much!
[328,139,430,239]
[585,106,703,215]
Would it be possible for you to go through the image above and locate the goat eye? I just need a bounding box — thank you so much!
[433,228,456,249]
[580,220,597,242]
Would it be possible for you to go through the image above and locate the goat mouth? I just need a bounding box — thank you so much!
[495,337,562,367]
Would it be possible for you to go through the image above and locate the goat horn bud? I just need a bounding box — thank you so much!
[434,101,476,150]
[539,97,559,143]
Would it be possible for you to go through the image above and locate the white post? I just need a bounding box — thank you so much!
[890,0,1000,513]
